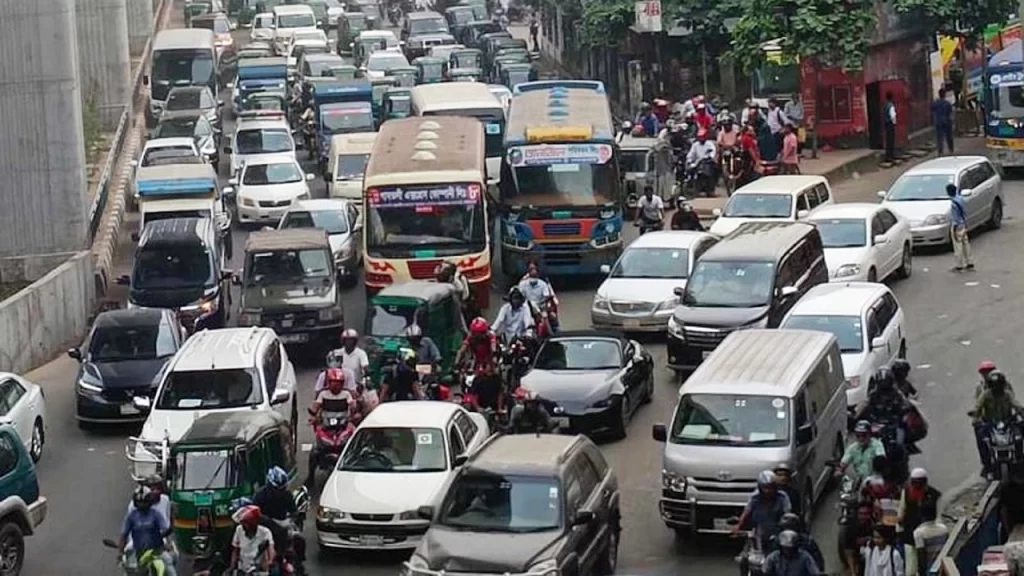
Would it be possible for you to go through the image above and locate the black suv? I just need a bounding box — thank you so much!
[405,434,621,576]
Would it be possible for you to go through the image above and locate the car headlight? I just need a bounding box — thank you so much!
[667,316,684,338]
[662,470,686,492]
[656,297,678,311]
[336,242,354,260]
[592,295,609,312]
[590,397,611,409]
[923,213,949,225]
[318,307,342,322]
[316,506,346,522]
[77,379,103,394]
[833,264,861,278]
[240,197,255,207]
[846,376,861,389]
[403,555,430,576]
[239,310,261,326]
[398,510,420,521]
[527,559,559,576]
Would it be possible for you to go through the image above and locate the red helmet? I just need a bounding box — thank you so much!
[326,367,345,384]
[470,317,489,335]
[697,129,709,138]
[979,360,997,374]
[238,505,261,527]
[514,387,530,401]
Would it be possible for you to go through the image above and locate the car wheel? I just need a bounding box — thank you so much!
[989,198,1004,230]
[897,243,912,279]
[867,267,877,283]
[0,522,25,576]
[29,419,43,463]
[595,524,620,575]
[611,396,629,440]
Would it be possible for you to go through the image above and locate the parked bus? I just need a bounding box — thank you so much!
[362,116,491,307]
[409,82,505,185]
[985,43,1024,169]
[146,29,218,124]
[499,80,622,278]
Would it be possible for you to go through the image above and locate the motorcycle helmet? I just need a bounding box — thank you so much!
[325,350,343,369]
[854,419,872,435]
[507,286,525,305]
[891,358,911,381]
[470,317,489,336]
[234,505,262,528]
[871,366,894,392]
[340,328,359,343]
[772,462,793,478]
[326,367,346,391]
[988,370,1009,394]
[779,512,802,532]
[756,470,776,490]
[266,466,289,488]
[979,360,998,375]
[142,474,164,490]
[778,530,799,548]
[132,486,157,510]
[404,324,424,343]
[230,497,254,514]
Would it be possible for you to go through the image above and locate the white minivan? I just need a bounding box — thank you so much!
[709,175,835,237]
[272,4,318,56]
[327,132,377,200]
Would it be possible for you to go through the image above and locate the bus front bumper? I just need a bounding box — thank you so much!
[503,242,621,276]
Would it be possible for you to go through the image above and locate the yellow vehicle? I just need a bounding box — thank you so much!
[362,116,491,307]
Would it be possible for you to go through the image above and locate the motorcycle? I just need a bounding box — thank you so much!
[689,157,718,197]
[729,520,766,576]
[720,146,744,195]
[102,538,167,576]
[985,419,1024,482]
[500,336,533,393]
[635,217,664,235]
[309,399,356,478]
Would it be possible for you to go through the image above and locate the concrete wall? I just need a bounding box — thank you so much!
[76,0,132,129]
[0,252,94,375]
[126,0,154,56]
[0,0,89,258]
[0,252,81,284]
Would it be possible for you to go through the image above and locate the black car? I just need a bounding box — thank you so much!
[519,331,654,439]
[152,110,221,166]
[70,308,186,426]
[408,434,621,576]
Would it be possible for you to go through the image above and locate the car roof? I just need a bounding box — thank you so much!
[290,198,354,212]
[361,401,462,428]
[467,434,586,476]
[549,330,626,344]
[902,155,988,175]
[305,53,342,63]
[627,230,713,249]
[732,175,828,195]
[145,137,196,149]
[786,282,891,317]
[245,228,330,251]
[806,202,881,220]
[172,327,276,371]
[408,10,443,19]
[138,217,213,248]
[704,221,818,262]
[240,154,297,167]
[93,307,168,329]
[157,109,205,122]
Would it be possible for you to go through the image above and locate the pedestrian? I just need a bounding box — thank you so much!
[898,468,942,545]
[750,109,778,162]
[947,183,974,271]
[784,93,805,153]
[528,11,539,52]
[912,502,949,576]
[884,91,898,162]
[862,525,905,576]
[766,98,787,154]
[932,88,955,155]
[781,125,800,174]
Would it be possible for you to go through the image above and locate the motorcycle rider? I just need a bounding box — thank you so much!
[509,387,554,434]
[776,513,825,571]
[855,367,911,443]
[119,486,176,576]
[518,262,559,332]
[321,329,369,392]
[380,348,425,402]
[491,287,535,344]
[636,102,660,137]
[975,360,1011,399]
[897,467,942,549]
[731,470,792,550]
[255,467,305,573]
[455,317,503,412]
[971,370,1024,477]
[670,199,705,231]
[692,102,715,132]
[633,185,665,231]
[306,369,357,489]
[404,324,442,371]
[763,530,821,576]
[686,129,718,194]
[230,505,275,574]
[839,420,888,479]
[890,359,919,400]
[773,462,802,519]
[435,261,472,317]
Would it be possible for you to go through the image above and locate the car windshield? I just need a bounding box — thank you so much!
[782,314,864,353]
[246,249,331,283]
[141,147,196,166]
[611,247,689,279]
[254,14,273,28]
[173,450,238,490]
[438,472,561,532]
[280,209,349,234]
[341,427,447,472]
[369,54,409,72]
[367,304,419,336]
[242,162,302,185]
[133,246,214,289]
[278,13,316,28]
[411,18,448,34]
[723,193,793,218]
[166,90,210,110]
[671,393,790,447]
[335,154,370,179]
[235,129,292,154]
[534,339,621,370]
[886,174,953,201]
[154,118,199,138]
[813,218,867,248]
[451,51,481,69]
[322,107,374,133]
[89,322,177,361]
[683,260,775,308]
[619,149,649,173]
[155,368,263,409]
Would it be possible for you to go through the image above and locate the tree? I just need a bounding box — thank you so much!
[580,0,739,50]
[892,0,1016,46]
[724,0,878,72]
[580,0,639,47]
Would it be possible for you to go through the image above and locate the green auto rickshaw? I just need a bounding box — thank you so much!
[184,0,214,27]
[413,56,447,84]
[337,13,368,57]
[238,0,280,26]
[382,87,411,120]
[370,76,398,121]
[386,65,417,88]
[167,411,298,559]
[364,282,468,387]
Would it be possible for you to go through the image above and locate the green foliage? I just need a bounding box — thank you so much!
[580,0,637,47]
[892,0,1016,45]
[81,86,101,159]
[725,0,877,72]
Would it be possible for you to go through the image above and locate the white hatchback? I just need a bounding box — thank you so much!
[709,175,835,237]
[317,402,491,551]
[228,157,314,225]
[0,373,47,463]
[807,203,913,283]
[780,282,907,406]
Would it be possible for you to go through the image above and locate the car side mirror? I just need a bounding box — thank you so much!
[876,190,887,199]
[132,396,152,412]
[116,274,131,285]
[779,286,798,298]
[873,234,888,245]
[454,453,468,467]
[961,188,974,197]
[599,264,610,274]
[673,287,684,297]
[271,388,292,406]
[652,423,667,442]
[797,209,809,219]
[67,347,83,361]
[231,274,242,286]
[416,505,434,520]
[871,336,886,350]
[711,207,722,217]
[572,510,595,526]
[796,422,813,446]
[228,177,239,186]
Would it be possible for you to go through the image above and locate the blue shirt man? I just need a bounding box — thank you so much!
[948,184,967,227]
[639,112,660,137]
[744,490,792,542]
[122,506,169,556]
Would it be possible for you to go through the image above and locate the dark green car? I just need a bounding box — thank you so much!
[0,424,47,572]
[236,229,345,347]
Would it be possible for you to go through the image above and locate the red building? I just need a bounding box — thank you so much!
[801,3,932,149]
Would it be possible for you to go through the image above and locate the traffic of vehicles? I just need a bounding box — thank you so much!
[10,0,1012,575]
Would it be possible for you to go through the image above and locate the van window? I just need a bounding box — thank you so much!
[263,342,282,396]
[793,391,809,428]
[565,475,583,513]
[670,393,791,447]
[777,254,798,289]
[826,346,843,397]
[807,362,832,417]
[878,209,898,230]
[575,457,600,496]
[448,424,466,464]
[803,188,820,211]
[815,183,831,205]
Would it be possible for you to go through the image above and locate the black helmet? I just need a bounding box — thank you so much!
[891,358,911,380]
[132,486,157,510]
[508,286,524,303]
[988,370,1009,393]
[872,366,894,392]
[779,512,802,532]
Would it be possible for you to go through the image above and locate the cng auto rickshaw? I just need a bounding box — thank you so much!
[337,13,367,57]
[413,56,447,84]
[364,282,468,388]
[385,65,417,88]
[370,76,398,120]
[184,0,214,27]
[166,411,297,559]
[382,87,411,120]
[239,0,280,26]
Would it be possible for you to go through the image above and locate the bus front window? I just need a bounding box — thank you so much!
[151,49,216,101]
[991,85,1024,119]
[365,184,486,253]
[510,163,618,205]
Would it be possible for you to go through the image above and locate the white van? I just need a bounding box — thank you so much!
[272,5,318,56]
[327,132,377,200]
[709,175,835,237]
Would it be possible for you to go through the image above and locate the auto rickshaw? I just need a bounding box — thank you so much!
[382,87,411,120]
[413,56,447,84]
[499,62,537,89]
[370,76,398,120]
[448,48,483,76]
[326,63,360,80]
[184,0,214,27]
[364,282,468,388]
[337,13,367,57]
[386,65,417,88]
[449,68,480,83]
[166,411,298,559]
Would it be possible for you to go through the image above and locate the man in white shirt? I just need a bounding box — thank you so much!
[322,329,369,391]
[912,503,949,576]
[634,186,665,226]
[686,130,717,168]
[491,287,535,342]
[231,507,275,573]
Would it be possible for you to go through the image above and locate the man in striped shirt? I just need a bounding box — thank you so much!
[912,502,949,576]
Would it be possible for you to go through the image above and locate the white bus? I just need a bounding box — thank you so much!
[410,82,504,184]
[147,29,217,122]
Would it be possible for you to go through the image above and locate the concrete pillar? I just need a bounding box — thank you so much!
[76,0,132,129]
[126,0,154,56]
[0,0,88,256]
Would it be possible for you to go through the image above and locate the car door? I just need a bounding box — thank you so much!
[875,209,902,277]
[868,211,898,278]
[0,378,31,449]
[573,455,607,570]
[971,161,999,228]
[453,410,485,452]
[622,341,644,408]
[879,292,904,361]
[958,165,984,227]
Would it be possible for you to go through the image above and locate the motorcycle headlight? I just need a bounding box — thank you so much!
[667,316,684,338]
[662,470,686,492]
[833,264,861,278]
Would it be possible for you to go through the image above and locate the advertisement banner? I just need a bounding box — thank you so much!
[507,144,614,167]
[367,183,481,208]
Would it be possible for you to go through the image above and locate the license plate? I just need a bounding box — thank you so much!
[623,320,641,329]
[279,333,308,343]
[359,535,384,547]
[712,518,731,531]
[281,318,294,328]
[702,350,713,359]
[552,417,569,429]
[120,403,140,415]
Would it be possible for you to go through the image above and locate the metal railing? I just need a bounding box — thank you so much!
[86,0,172,242]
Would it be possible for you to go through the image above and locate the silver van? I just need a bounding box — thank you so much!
[652,329,847,535]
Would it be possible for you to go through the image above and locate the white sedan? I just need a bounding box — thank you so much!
[807,203,913,283]
[0,373,47,462]
[227,157,314,225]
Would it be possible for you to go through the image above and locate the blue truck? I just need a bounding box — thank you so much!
[233,57,288,113]
[310,79,375,173]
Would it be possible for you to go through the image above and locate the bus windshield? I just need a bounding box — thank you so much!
[365,182,486,252]
[506,142,619,205]
[151,48,216,102]
[422,108,504,158]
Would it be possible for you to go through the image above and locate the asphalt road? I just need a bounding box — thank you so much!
[17,15,1004,576]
